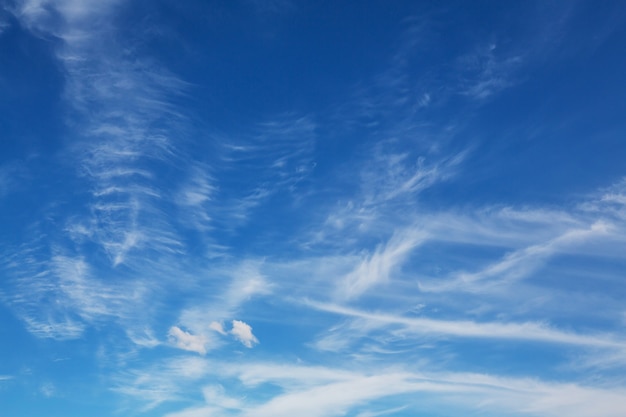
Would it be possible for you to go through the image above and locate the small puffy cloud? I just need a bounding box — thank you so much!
[168,326,207,355]
[230,320,259,348]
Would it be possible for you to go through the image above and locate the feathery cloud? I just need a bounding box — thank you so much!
[337,229,426,300]
[307,300,626,350]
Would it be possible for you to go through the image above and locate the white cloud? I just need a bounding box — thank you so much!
[225,262,272,306]
[228,362,357,388]
[168,326,209,355]
[19,314,85,340]
[3,4,626,417]
[304,148,466,250]
[120,349,626,417]
[8,0,189,269]
[581,177,626,221]
[307,300,626,350]
[163,360,626,417]
[209,321,227,335]
[337,229,426,300]
[242,373,416,417]
[363,152,464,205]
[126,328,160,348]
[177,261,271,340]
[176,164,217,232]
[440,372,626,417]
[230,320,259,348]
[114,356,210,410]
[422,221,612,293]
[349,149,465,223]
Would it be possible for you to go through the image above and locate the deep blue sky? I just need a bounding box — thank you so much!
[2,1,626,416]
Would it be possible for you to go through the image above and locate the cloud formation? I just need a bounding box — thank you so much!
[230,320,259,348]
[168,326,209,355]
[2,2,626,417]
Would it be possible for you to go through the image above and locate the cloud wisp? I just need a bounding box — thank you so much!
[336,229,427,300]
[151,359,626,417]
[306,300,626,351]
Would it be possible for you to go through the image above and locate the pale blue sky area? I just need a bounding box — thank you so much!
[1,1,626,416]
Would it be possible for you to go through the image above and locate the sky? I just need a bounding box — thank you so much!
[1,0,626,416]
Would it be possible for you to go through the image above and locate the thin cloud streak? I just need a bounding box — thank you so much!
[306,300,626,350]
[422,221,613,293]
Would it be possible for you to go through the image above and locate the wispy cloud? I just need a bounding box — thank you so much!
[2,251,153,340]
[15,0,190,268]
[422,221,612,293]
[307,300,626,350]
[114,356,211,411]
[160,360,626,417]
[168,326,211,355]
[2,0,191,344]
[580,177,626,221]
[209,114,316,229]
[361,147,466,207]
[19,315,85,340]
[2,3,625,416]
[336,229,427,300]
[242,373,416,417]
[458,44,523,100]
[305,148,465,250]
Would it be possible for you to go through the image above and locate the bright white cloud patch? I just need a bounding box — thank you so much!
[168,326,208,355]
[230,320,259,348]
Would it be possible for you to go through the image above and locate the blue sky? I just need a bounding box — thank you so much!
[1,1,626,416]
